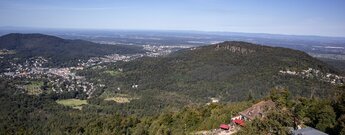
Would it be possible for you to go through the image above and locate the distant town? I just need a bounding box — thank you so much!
[0,44,193,97]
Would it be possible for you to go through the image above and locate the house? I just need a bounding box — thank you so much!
[219,124,230,130]
[229,100,275,127]
[231,115,242,121]
[237,100,275,121]
[291,127,328,135]
[232,119,245,126]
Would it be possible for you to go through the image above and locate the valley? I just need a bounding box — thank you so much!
[2,0,345,134]
[0,33,344,135]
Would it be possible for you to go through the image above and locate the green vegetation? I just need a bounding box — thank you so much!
[56,99,88,109]
[319,58,345,74]
[118,41,337,101]
[56,98,88,110]
[0,33,145,67]
[237,88,341,134]
[77,41,339,115]
[104,70,122,76]
[24,81,43,95]
[1,41,344,134]
[105,97,130,103]
[1,77,345,134]
[104,94,138,103]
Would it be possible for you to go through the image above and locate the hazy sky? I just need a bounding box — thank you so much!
[1,0,345,37]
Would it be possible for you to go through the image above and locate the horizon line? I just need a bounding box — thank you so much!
[1,26,345,39]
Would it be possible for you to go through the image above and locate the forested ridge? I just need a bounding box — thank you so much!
[78,41,340,108]
[0,33,145,67]
[1,78,344,134]
[1,38,345,134]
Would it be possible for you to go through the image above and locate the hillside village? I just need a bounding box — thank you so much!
[0,54,133,97]
[0,43,344,134]
[279,68,345,85]
[1,0,345,134]
[0,45,190,97]
[0,41,344,135]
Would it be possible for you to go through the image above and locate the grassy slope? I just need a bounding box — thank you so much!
[24,81,43,95]
[56,99,88,107]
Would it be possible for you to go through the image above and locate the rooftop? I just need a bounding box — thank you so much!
[292,127,328,135]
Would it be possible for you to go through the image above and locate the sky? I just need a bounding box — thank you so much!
[0,0,345,37]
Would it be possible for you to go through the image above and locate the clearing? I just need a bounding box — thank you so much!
[104,70,121,76]
[104,94,138,103]
[56,99,88,110]
[24,81,43,95]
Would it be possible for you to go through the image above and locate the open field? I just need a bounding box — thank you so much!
[24,81,43,95]
[56,99,88,109]
[104,94,138,103]
[104,70,121,76]
[105,97,131,103]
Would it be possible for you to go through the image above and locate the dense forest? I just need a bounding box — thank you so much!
[75,41,341,115]
[0,33,145,67]
[320,58,345,74]
[1,36,345,134]
[1,77,344,134]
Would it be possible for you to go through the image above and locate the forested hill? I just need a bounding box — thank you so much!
[0,33,145,66]
[112,41,341,103]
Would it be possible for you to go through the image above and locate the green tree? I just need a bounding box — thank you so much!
[332,86,345,134]
[269,88,290,108]
[305,100,336,132]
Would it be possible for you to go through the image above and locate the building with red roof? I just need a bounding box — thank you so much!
[219,124,230,130]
